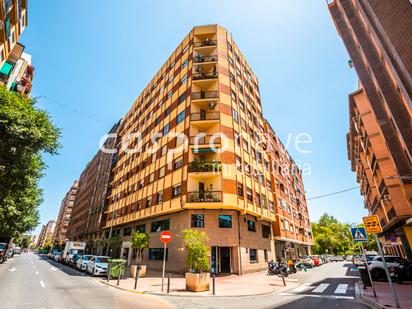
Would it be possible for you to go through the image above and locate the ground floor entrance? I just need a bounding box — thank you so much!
[211,246,232,274]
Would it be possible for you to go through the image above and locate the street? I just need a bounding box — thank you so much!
[0,253,369,309]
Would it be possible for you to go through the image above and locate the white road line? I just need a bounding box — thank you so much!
[279,292,354,300]
[292,283,311,292]
[35,271,39,275]
[40,281,45,288]
[8,267,17,272]
[334,284,348,294]
[312,283,330,293]
[33,266,36,269]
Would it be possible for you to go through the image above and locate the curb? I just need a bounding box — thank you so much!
[97,279,300,298]
[355,282,386,309]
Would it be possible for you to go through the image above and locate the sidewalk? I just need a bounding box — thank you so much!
[360,282,412,309]
[98,271,300,297]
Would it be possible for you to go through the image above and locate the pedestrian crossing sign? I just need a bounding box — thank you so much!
[351,227,368,242]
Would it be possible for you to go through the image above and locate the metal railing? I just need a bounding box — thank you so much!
[189,135,221,145]
[191,91,219,100]
[193,55,218,63]
[194,40,217,47]
[192,72,218,80]
[190,112,219,121]
[188,161,221,173]
[187,191,222,202]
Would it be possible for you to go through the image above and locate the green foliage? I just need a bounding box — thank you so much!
[0,87,60,237]
[131,231,150,265]
[15,234,32,248]
[43,240,52,251]
[182,229,209,273]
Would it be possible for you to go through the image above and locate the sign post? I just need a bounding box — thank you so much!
[160,231,172,292]
[363,215,400,308]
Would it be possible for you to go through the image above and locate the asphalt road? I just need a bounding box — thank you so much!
[0,253,173,309]
[0,255,369,309]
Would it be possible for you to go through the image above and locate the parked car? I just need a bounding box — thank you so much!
[346,255,353,261]
[87,256,109,276]
[76,255,94,271]
[0,243,8,263]
[330,255,344,262]
[53,252,62,262]
[310,255,322,266]
[13,247,22,255]
[298,255,315,268]
[368,256,406,281]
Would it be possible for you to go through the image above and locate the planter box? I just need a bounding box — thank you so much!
[185,272,210,292]
[130,265,146,278]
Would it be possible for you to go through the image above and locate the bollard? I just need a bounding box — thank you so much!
[107,265,110,282]
[167,274,171,293]
[117,266,121,286]
[212,273,216,295]
[281,272,286,286]
[134,265,140,290]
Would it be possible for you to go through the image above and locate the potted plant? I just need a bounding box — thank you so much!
[182,229,210,292]
[130,231,149,288]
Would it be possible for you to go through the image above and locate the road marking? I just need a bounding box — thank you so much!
[334,284,348,294]
[35,271,39,275]
[40,281,45,288]
[312,283,330,293]
[279,292,354,300]
[50,267,57,271]
[8,267,17,272]
[33,266,36,269]
[292,283,312,292]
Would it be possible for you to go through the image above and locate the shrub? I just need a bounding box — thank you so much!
[182,229,209,273]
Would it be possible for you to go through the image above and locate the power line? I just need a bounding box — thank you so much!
[307,186,360,201]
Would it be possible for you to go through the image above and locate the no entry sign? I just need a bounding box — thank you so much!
[160,231,172,244]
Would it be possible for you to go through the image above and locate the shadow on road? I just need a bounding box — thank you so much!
[37,254,91,277]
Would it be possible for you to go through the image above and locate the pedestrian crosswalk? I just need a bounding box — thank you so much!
[291,282,350,296]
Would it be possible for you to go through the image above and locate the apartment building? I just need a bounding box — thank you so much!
[67,122,121,253]
[0,0,33,95]
[329,0,412,259]
[52,181,78,247]
[37,220,56,248]
[100,24,311,274]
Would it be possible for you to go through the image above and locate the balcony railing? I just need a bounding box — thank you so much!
[194,55,218,63]
[190,112,219,121]
[192,72,218,80]
[194,40,217,48]
[188,161,221,173]
[187,191,222,202]
[189,135,221,145]
[191,91,219,100]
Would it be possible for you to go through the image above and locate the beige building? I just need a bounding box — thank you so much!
[100,25,312,274]
[37,220,56,249]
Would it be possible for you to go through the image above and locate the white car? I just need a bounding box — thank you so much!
[76,255,94,271]
[87,256,109,276]
[367,255,406,281]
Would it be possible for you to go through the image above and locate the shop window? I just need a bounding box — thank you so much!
[149,248,168,260]
[151,219,170,232]
[191,214,204,228]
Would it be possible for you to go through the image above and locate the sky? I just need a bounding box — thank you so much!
[19,0,367,234]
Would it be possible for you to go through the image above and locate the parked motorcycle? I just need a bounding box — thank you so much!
[267,260,289,277]
[390,260,412,284]
[295,261,307,272]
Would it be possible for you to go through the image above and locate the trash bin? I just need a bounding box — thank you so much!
[108,259,126,279]
[358,265,372,287]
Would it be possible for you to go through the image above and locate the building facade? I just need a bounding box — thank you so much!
[329,0,412,259]
[52,180,78,247]
[100,25,311,274]
[37,220,56,248]
[0,0,33,95]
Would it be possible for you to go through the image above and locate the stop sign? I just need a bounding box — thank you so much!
[160,231,172,244]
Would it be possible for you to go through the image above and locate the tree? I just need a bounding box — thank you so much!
[0,87,60,237]
[182,229,209,272]
[131,231,150,267]
[15,234,32,248]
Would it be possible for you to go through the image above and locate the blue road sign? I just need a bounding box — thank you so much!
[351,227,368,243]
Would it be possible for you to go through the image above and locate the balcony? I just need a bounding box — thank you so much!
[188,161,221,173]
[192,71,218,81]
[189,135,221,146]
[190,112,219,121]
[187,191,222,203]
[193,55,218,63]
[191,91,219,100]
[194,40,217,48]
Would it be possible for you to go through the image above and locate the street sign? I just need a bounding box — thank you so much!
[363,215,383,233]
[351,227,368,243]
[160,231,172,244]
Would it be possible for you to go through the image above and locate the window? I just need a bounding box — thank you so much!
[247,220,256,232]
[183,44,189,53]
[146,197,152,208]
[181,59,189,69]
[163,124,170,135]
[180,74,187,84]
[151,219,170,232]
[191,214,204,228]
[169,75,174,84]
[264,249,268,262]
[249,249,258,263]
[237,182,244,197]
[262,225,271,238]
[231,90,237,101]
[157,191,163,204]
[174,156,183,169]
[239,100,245,111]
[159,166,165,178]
[161,145,168,156]
[165,107,171,116]
[232,108,238,122]
[123,227,132,236]
[179,92,187,104]
[172,185,181,198]
[149,173,154,183]
[167,90,173,99]
[177,111,185,124]
[236,155,242,170]
[136,224,146,233]
[219,215,232,228]
[246,188,253,202]
[234,131,240,145]
[149,248,168,260]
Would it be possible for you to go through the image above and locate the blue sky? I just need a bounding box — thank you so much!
[20,0,367,233]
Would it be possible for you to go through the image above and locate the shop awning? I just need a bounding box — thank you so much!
[192,148,215,153]
[0,62,13,76]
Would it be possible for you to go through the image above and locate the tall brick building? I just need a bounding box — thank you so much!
[328,0,412,259]
[96,25,312,274]
[52,181,78,247]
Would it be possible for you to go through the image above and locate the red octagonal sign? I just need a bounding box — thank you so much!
[160,231,172,244]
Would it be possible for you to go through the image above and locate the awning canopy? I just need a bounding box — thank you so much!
[192,148,216,154]
[0,62,13,76]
